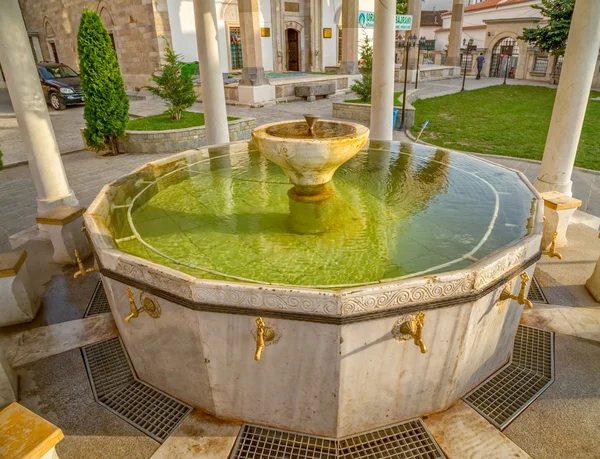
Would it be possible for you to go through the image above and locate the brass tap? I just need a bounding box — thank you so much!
[124,287,161,323]
[543,232,563,260]
[73,250,99,278]
[399,311,427,354]
[500,272,533,309]
[254,318,275,361]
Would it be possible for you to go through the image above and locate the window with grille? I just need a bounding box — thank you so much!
[229,26,243,70]
[48,41,59,62]
[461,53,473,69]
[338,28,342,64]
[532,56,548,73]
[108,33,117,51]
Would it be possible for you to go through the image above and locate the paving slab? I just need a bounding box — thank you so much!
[503,334,600,459]
[17,349,160,459]
[424,400,530,459]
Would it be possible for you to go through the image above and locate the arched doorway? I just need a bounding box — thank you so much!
[286,29,299,71]
[490,37,519,78]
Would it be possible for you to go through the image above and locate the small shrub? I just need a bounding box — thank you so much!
[0,149,3,171]
[77,10,129,154]
[145,44,197,121]
[350,35,373,103]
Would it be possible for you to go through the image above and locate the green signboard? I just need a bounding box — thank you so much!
[358,11,413,31]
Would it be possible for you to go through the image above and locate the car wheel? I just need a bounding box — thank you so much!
[50,92,66,110]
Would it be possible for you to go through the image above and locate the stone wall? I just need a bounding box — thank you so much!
[332,102,415,130]
[19,0,172,90]
[116,117,256,154]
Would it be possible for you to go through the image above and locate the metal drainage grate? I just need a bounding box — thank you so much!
[463,325,554,430]
[82,337,192,443]
[84,281,112,317]
[230,419,444,459]
[527,276,548,304]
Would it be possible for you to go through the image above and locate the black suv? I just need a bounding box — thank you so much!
[37,62,84,110]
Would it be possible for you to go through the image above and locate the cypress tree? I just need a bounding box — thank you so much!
[77,10,129,154]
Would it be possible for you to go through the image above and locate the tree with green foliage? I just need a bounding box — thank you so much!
[520,0,575,56]
[350,35,374,103]
[77,10,129,154]
[396,0,408,15]
[145,44,197,121]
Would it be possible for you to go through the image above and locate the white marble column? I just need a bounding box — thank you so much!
[340,0,359,74]
[194,0,230,145]
[534,0,600,196]
[237,0,275,105]
[407,0,422,79]
[0,0,78,216]
[370,0,396,141]
[446,0,465,68]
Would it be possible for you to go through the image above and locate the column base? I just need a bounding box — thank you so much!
[36,189,79,216]
[36,190,79,240]
[396,69,417,83]
[339,61,359,75]
[238,84,276,106]
[534,177,573,196]
[445,57,461,68]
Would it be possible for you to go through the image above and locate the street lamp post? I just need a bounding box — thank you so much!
[400,34,417,130]
[461,38,474,92]
[415,36,426,90]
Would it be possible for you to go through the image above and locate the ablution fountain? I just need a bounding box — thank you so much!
[83,114,543,437]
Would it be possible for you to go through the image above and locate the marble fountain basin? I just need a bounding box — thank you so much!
[83,138,543,438]
[252,118,369,193]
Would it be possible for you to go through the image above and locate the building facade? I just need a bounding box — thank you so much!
[435,0,600,85]
[12,0,441,90]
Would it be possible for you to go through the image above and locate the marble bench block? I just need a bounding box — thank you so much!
[0,402,64,458]
[36,206,90,265]
[0,250,41,327]
[540,191,581,249]
[294,82,336,101]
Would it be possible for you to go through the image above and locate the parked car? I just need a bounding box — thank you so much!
[37,62,84,110]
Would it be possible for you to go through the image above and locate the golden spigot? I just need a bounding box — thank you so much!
[543,232,563,260]
[124,287,161,323]
[397,311,427,354]
[500,272,533,309]
[73,250,99,279]
[254,318,275,361]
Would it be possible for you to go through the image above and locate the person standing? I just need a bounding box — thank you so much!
[476,53,485,80]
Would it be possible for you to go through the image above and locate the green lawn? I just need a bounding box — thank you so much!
[411,85,600,170]
[127,111,239,131]
[346,91,403,106]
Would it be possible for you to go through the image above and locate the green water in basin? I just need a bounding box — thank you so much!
[115,141,537,288]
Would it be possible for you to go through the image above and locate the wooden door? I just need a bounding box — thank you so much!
[287,29,299,71]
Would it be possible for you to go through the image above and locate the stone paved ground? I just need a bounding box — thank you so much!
[0,101,85,165]
[1,76,600,250]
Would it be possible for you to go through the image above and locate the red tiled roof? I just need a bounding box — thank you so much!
[442,0,532,16]
[434,25,487,32]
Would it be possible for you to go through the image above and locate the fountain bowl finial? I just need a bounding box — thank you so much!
[303,114,320,134]
[252,119,369,199]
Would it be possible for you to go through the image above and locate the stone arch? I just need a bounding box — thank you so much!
[487,33,525,79]
[97,1,115,29]
[334,5,342,26]
[220,0,239,21]
[284,22,304,71]
[284,21,303,32]
[43,17,56,38]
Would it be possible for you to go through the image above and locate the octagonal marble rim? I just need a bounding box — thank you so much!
[84,141,544,322]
